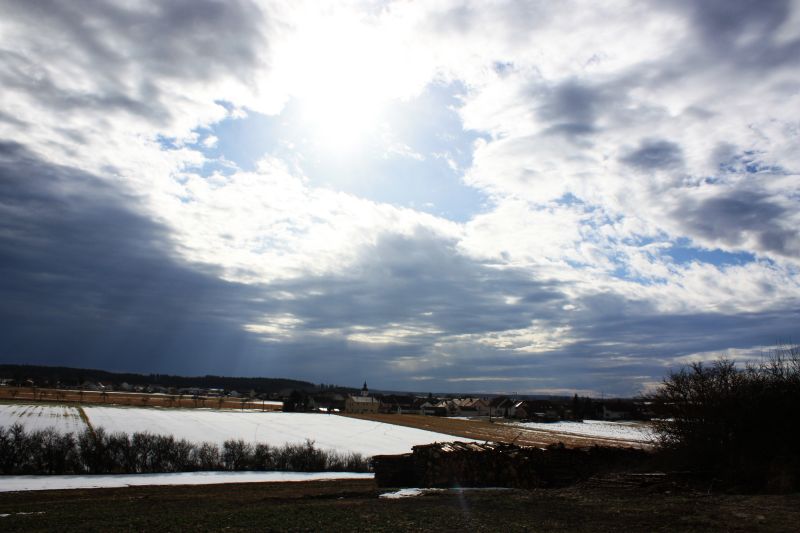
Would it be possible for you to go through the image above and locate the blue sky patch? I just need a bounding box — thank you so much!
[194,82,489,222]
[665,240,756,267]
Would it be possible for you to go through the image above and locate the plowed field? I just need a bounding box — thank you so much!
[342,414,653,449]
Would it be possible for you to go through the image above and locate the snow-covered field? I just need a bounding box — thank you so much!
[1,403,465,456]
[79,406,465,456]
[0,404,86,433]
[506,420,655,443]
[0,471,374,492]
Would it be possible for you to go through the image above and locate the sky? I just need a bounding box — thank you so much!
[1,0,799,396]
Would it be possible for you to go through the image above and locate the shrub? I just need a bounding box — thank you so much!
[194,442,220,471]
[649,345,800,490]
[252,443,274,470]
[222,439,253,470]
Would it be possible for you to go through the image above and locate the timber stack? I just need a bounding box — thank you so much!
[372,441,647,488]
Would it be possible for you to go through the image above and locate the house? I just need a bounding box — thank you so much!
[521,400,561,422]
[417,398,457,416]
[379,394,417,414]
[436,399,460,416]
[453,398,490,417]
[345,381,380,414]
[489,396,514,418]
[80,381,101,391]
[418,400,438,416]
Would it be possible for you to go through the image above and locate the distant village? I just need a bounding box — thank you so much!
[298,382,651,422]
[1,372,651,422]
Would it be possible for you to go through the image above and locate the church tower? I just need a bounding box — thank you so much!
[360,381,369,397]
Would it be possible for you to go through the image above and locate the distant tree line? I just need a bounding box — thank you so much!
[649,344,800,491]
[570,395,600,420]
[0,425,369,475]
[0,364,321,395]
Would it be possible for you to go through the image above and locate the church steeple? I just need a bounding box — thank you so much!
[361,381,369,396]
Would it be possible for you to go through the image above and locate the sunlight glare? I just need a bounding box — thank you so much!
[275,10,427,155]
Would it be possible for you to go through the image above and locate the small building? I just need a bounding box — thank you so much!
[520,400,561,422]
[345,381,380,414]
[489,397,513,418]
[379,394,417,414]
[81,381,102,391]
[432,399,461,416]
[453,398,490,417]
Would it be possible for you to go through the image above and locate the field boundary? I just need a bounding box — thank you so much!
[76,405,95,437]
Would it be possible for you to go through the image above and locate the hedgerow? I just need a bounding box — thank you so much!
[0,425,369,475]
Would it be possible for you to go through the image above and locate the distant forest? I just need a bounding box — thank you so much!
[0,364,322,395]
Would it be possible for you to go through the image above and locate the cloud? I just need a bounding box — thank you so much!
[672,190,799,256]
[677,0,800,70]
[1,1,799,395]
[620,139,684,170]
[0,142,271,373]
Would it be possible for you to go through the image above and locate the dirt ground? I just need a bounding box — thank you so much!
[342,413,652,449]
[0,387,281,411]
[0,478,797,532]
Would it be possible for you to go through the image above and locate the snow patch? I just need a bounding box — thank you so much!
[380,488,445,498]
[0,471,374,492]
[380,487,512,498]
[506,420,655,443]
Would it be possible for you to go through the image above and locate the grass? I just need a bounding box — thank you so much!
[0,479,798,532]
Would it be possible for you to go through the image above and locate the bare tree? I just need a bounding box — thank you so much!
[649,345,800,490]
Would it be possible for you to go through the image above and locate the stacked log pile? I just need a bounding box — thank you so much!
[373,441,647,488]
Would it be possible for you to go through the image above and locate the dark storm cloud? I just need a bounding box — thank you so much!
[552,304,800,393]
[271,229,565,335]
[0,142,424,383]
[563,292,799,360]
[537,81,609,138]
[388,291,800,395]
[672,191,799,256]
[1,0,268,119]
[0,142,269,373]
[678,0,800,70]
[620,139,684,170]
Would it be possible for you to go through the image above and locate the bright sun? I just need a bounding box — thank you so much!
[275,9,427,154]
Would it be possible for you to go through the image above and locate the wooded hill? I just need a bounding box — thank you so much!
[0,364,319,395]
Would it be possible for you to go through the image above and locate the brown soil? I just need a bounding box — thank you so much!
[341,413,652,449]
[0,387,280,411]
